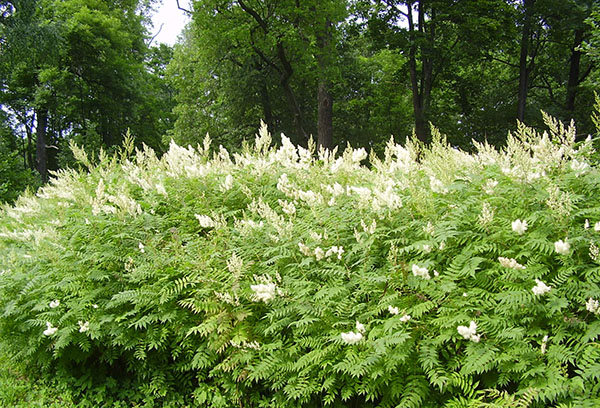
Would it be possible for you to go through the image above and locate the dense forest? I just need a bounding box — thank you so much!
[1,0,599,202]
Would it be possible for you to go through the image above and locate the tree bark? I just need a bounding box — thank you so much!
[35,107,48,182]
[317,81,333,149]
[406,0,432,143]
[239,0,308,140]
[316,19,333,150]
[517,0,535,122]
[566,28,584,113]
[259,81,274,132]
[277,43,308,141]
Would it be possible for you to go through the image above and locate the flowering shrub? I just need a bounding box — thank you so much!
[1,117,600,407]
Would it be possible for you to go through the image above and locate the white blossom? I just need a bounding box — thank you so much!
[570,159,589,176]
[78,321,90,333]
[585,219,590,230]
[92,304,98,309]
[138,242,145,253]
[412,264,430,280]
[360,219,377,235]
[221,175,234,191]
[227,253,243,275]
[298,242,312,257]
[554,239,570,255]
[595,221,600,232]
[155,183,167,196]
[586,298,600,314]
[478,202,494,226]
[532,279,551,296]
[483,179,498,194]
[325,182,345,197]
[43,322,58,336]
[325,246,344,260]
[422,244,432,253]
[278,199,296,216]
[356,321,365,333]
[429,176,448,194]
[49,300,60,308]
[399,314,411,322]
[195,214,215,228]
[511,219,528,235]
[423,222,435,235]
[541,335,549,354]
[310,231,323,241]
[457,321,479,342]
[250,282,277,303]
[314,247,325,260]
[388,306,399,315]
[498,257,525,270]
[351,148,368,164]
[340,331,363,345]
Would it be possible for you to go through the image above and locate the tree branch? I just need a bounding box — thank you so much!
[176,0,192,15]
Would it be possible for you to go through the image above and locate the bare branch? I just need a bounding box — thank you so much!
[149,23,164,45]
[176,0,192,15]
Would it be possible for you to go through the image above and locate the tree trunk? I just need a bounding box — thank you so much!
[517,0,535,122]
[316,19,333,150]
[35,107,48,182]
[566,28,584,113]
[277,43,307,141]
[259,82,274,132]
[26,124,34,170]
[317,81,333,149]
[406,0,430,143]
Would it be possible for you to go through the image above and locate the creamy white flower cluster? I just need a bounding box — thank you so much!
[457,321,480,343]
[511,219,528,235]
[195,214,215,228]
[298,242,344,261]
[43,299,98,337]
[498,257,525,270]
[554,239,570,255]
[250,275,281,303]
[541,335,549,354]
[429,176,448,194]
[532,279,551,296]
[412,264,430,280]
[250,282,277,303]
[43,322,58,336]
[341,321,366,345]
[586,298,600,314]
[78,321,90,333]
[388,306,411,322]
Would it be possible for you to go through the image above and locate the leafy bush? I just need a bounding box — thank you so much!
[1,118,600,407]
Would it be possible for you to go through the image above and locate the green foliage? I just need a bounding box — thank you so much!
[1,118,600,406]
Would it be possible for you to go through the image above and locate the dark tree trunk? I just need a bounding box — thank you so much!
[238,0,307,141]
[566,28,584,113]
[317,81,333,149]
[26,124,33,170]
[277,43,307,141]
[517,0,535,122]
[406,0,432,143]
[316,19,333,150]
[259,82,274,132]
[35,107,48,182]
